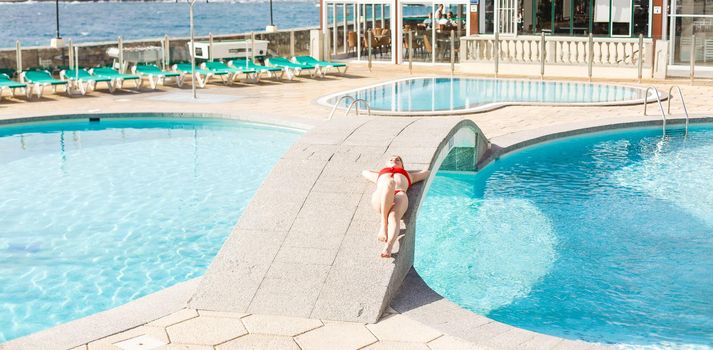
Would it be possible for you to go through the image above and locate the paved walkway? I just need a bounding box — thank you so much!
[190,117,485,323]
[70,307,486,350]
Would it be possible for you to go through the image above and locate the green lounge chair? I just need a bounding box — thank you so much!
[60,68,114,95]
[265,57,316,80]
[132,64,182,89]
[292,56,348,76]
[0,68,15,79]
[172,63,226,88]
[0,73,27,101]
[20,70,68,98]
[229,59,284,80]
[90,67,141,90]
[202,61,258,84]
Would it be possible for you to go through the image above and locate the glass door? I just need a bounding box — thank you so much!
[435,4,467,62]
[498,0,518,34]
[402,3,435,63]
[572,0,591,35]
[610,0,633,36]
[364,4,392,61]
[669,0,713,67]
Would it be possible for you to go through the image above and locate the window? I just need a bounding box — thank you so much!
[486,0,649,37]
[592,0,610,35]
[632,0,649,35]
[535,0,553,33]
[572,0,591,34]
[611,0,632,35]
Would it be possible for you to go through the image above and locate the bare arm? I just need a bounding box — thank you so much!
[362,170,379,183]
[409,169,430,184]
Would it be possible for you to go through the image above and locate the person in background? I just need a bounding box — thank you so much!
[444,11,455,26]
[434,4,444,20]
[422,12,433,29]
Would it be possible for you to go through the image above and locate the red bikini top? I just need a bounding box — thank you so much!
[378,167,412,188]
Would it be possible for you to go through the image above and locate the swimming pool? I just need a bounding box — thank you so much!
[0,117,301,342]
[321,77,652,115]
[416,125,713,348]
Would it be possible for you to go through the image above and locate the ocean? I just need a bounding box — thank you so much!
[0,1,319,48]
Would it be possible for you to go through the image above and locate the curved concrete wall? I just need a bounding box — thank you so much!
[190,116,488,323]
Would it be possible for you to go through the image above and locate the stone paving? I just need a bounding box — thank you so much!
[68,307,491,350]
[2,63,712,350]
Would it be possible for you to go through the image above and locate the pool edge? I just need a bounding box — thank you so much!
[2,279,200,350]
[316,76,666,117]
[0,112,316,132]
[0,112,311,349]
[397,114,713,350]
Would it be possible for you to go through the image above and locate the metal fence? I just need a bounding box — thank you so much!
[0,26,318,75]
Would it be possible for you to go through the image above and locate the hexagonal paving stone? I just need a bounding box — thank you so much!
[156,344,213,350]
[114,334,167,350]
[149,309,199,328]
[166,315,247,345]
[216,334,300,350]
[241,314,323,336]
[362,341,431,350]
[88,326,168,350]
[196,310,249,319]
[365,314,442,343]
[427,335,486,350]
[294,322,377,350]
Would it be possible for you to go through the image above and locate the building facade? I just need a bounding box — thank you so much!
[320,0,713,74]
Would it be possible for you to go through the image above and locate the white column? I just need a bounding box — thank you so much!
[662,0,669,39]
[647,0,653,38]
[466,4,471,36]
[371,4,376,28]
[494,0,500,34]
[322,1,329,35]
[356,2,361,60]
[381,4,385,28]
[333,3,338,55]
[394,2,400,64]
[343,4,348,54]
[432,4,436,64]
[668,0,675,65]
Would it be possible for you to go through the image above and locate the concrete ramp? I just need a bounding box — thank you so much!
[190,117,487,323]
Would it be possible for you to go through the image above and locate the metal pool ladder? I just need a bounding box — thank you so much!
[345,99,371,117]
[328,96,372,120]
[666,85,690,136]
[643,86,667,135]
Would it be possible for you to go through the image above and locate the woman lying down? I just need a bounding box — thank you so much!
[362,155,429,258]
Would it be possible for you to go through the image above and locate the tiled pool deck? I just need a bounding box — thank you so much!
[1,64,712,350]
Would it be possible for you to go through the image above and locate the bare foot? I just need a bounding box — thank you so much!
[380,235,405,258]
[377,222,387,242]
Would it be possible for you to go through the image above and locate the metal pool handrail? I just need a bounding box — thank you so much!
[643,87,667,135]
[328,95,356,120]
[667,85,690,136]
[345,99,371,117]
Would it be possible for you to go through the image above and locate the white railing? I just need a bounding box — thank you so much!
[462,34,653,68]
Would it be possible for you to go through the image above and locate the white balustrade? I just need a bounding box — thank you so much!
[461,34,652,68]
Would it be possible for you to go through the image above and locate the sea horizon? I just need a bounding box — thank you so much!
[0,0,314,3]
[0,1,319,48]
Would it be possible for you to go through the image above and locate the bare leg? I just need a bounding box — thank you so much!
[371,176,395,242]
[381,192,408,258]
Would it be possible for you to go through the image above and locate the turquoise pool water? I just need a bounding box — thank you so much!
[416,125,713,348]
[0,118,300,342]
[324,78,648,113]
